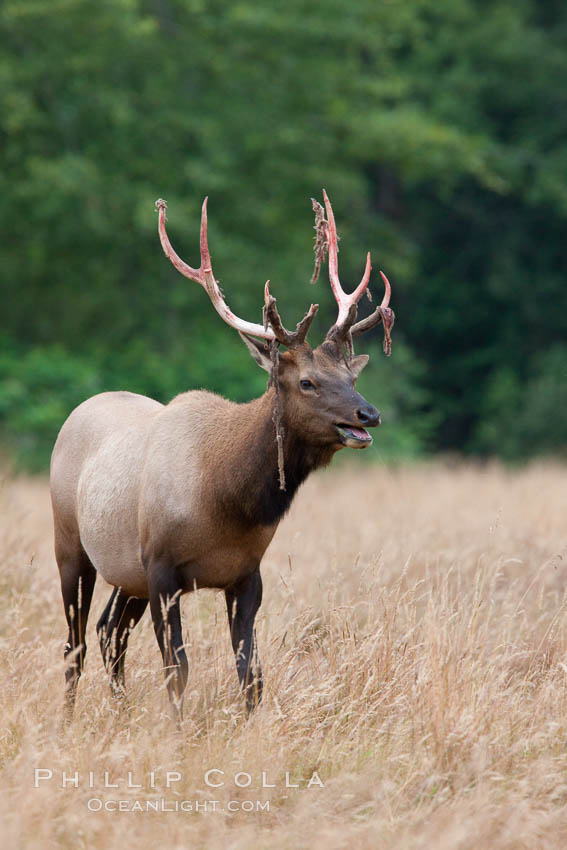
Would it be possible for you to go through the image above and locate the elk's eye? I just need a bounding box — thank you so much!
[300,379,315,390]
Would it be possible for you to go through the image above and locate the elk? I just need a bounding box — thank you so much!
[50,191,395,721]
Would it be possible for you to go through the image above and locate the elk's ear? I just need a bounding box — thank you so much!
[239,332,272,372]
[349,354,369,379]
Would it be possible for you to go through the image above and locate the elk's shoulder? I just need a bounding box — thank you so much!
[167,389,238,414]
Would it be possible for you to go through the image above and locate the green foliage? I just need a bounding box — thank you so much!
[356,338,436,461]
[1,0,566,468]
[472,346,567,460]
[0,344,102,471]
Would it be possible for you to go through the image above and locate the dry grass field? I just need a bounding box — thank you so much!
[1,461,567,849]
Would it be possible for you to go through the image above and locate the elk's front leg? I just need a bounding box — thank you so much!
[147,563,188,723]
[225,567,263,712]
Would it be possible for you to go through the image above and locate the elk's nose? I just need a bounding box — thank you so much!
[356,405,381,427]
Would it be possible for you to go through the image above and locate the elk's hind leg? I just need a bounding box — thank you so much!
[58,547,97,720]
[97,588,148,697]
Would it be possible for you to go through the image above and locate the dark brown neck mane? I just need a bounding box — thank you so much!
[218,388,335,528]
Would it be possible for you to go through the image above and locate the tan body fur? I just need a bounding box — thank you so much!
[51,390,279,599]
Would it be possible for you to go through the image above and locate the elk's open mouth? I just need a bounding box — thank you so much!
[335,424,373,448]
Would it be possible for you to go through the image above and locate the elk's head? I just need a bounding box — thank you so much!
[156,192,395,455]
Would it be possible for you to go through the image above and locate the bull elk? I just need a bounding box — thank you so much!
[50,191,395,721]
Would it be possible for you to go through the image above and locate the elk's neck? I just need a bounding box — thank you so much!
[220,388,335,527]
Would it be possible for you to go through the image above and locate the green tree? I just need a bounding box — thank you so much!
[1,0,566,467]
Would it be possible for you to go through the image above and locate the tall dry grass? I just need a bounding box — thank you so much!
[1,461,566,849]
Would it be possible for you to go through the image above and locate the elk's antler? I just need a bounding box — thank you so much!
[312,190,395,356]
[263,281,318,347]
[351,271,395,356]
[320,189,372,329]
[156,199,318,347]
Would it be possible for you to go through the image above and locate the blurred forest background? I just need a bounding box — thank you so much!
[1,0,566,470]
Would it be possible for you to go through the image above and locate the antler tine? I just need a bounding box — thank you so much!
[156,198,202,283]
[322,189,372,329]
[156,198,275,340]
[199,196,212,271]
[263,281,319,347]
[350,271,395,356]
[380,269,391,309]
